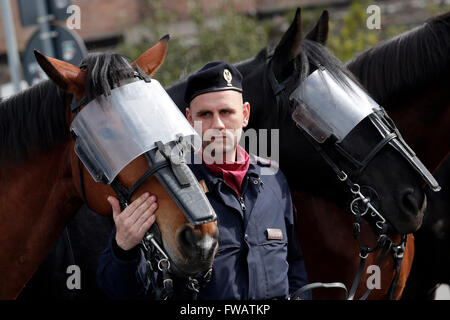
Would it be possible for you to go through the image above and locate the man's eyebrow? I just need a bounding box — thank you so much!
[196,107,234,114]
[195,109,211,115]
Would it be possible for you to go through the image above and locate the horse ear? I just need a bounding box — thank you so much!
[272,8,302,81]
[34,50,86,98]
[305,10,329,45]
[132,34,169,77]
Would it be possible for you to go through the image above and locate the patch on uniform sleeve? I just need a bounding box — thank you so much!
[251,155,280,176]
[266,228,283,240]
[255,156,272,167]
[199,179,209,194]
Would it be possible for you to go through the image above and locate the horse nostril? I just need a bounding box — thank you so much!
[401,189,419,215]
[178,226,197,253]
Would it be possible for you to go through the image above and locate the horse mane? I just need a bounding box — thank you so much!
[297,38,358,87]
[236,47,269,75]
[236,38,358,92]
[346,12,450,105]
[0,80,70,163]
[0,52,145,164]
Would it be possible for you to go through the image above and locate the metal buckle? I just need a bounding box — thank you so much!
[338,171,348,182]
[392,243,405,259]
[350,184,386,230]
[187,277,200,293]
[142,233,171,271]
[158,258,171,272]
[359,251,369,259]
[163,278,173,289]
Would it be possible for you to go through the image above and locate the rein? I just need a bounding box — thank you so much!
[266,59,407,300]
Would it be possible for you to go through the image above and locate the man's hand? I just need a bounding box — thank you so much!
[108,192,158,251]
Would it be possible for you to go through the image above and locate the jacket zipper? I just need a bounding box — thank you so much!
[221,177,249,212]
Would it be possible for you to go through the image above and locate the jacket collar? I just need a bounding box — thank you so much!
[188,151,261,189]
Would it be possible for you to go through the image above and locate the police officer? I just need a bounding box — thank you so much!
[97,62,310,300]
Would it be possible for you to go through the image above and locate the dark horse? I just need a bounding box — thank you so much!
[168,9,435,300]
[2,38,219,299]
[19,9,436,300]
[346,12,450,299]
[401,154,450,299]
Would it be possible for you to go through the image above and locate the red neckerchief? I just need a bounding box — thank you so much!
[203,145,250,197]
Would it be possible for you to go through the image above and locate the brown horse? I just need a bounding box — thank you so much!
[293,10,450,300]
[0,38,218,299]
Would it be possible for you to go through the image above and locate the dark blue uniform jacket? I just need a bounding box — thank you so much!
[97,155,310,300]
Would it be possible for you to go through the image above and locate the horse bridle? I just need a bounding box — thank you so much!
[266,58,408,300]
[69,67,213,300]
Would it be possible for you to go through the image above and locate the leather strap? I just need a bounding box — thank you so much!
[347,253,368,300]
[357,241,391,300]
[290,282,348,300]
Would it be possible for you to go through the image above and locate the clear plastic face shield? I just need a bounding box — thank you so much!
[289,68,440,192]
[70,79,198,184]
[290,68,381,143]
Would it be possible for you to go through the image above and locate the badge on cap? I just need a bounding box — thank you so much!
[266,228,283,240]
[223,69,233,87]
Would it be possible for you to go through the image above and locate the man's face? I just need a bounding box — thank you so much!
[186,90,250,162]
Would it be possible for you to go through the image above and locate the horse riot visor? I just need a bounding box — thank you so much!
[289,67,440,192]
[70,79,216,226]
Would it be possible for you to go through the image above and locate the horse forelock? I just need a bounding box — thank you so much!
[298,39,361,89]
[81,52,147,101]
[270,39,364,119]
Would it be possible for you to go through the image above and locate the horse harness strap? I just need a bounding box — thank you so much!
[347,230,407,300]
[265,58,290,107]
[141,224,213,300]
[302,126,407,299]
[388,235,407,300]
[333,130,397,179]
[347,238,389,300]
[290,282,348,300]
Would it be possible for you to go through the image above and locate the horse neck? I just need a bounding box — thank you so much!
[293,189,414,299]
[0,141,82,299]
[347,25,450,171]
[402,227,441,299]
[383,77,450,171]
[167,80,187,112]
